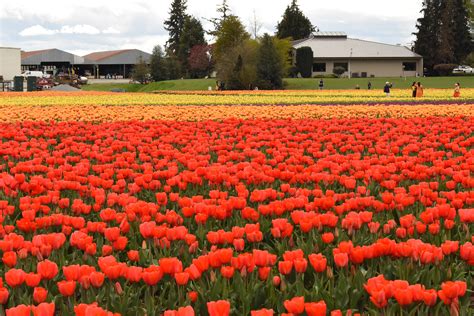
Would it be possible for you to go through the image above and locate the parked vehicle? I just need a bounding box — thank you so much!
[452,65,474,74]
[22,71,50,78]
[79,76,88,85]
[36,77,54,90]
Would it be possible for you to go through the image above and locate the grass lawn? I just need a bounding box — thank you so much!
[82,76,474,92]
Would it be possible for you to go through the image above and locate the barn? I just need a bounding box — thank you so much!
[82,49,151,79]
[21,48,87,76]
[292,33,424,78]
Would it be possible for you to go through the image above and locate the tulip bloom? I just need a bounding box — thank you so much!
[207,300,231,316]
[284,296,305,314]
[33,287,48,304]
[37,260,59,280]
[333,253,349,268]
[57,280,76,297]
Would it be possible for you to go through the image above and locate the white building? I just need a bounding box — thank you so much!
[0,47,21,81]
[293,33,424,78]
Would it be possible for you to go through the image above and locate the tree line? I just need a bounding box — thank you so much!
[141,0,313,89]
[414,0,473,75]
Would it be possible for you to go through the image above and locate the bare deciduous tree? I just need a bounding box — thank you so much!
[249,10,262,39]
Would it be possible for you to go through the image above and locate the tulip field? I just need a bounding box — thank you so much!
[0,90,472,316]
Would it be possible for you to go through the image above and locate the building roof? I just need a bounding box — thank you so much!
[83,49,133,62]
[312,32,347,38]
[21,48,151,65]
[82,49,151,65]
[21,49,54,60]
[21,48,88,65]
[293,36,422,59]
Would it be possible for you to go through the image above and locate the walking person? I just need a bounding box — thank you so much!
[453,83,461,98]
[411,82,417,98]
[416,82,424,98]
[318,79,324,90]
[384,82,391,97]
[368,81,372,90]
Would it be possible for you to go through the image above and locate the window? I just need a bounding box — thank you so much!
[334,62,348,71]
[313,63,326,72]
[403,62,417,71]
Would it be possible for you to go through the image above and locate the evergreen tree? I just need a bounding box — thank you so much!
[165,55,182,80]
[276,0,314,40]
[256,34,284,90]
[150,45,168,82]
[164,0,188,55]
[206,0,232,37]
[415,0,473,72]
[414,0,442,71]
[214,15,250,61]
[452,0,473,63]
[439,0,456,64]
[227,54,245,90]
[131,56,150,84]
[295,46,313,78]
[178,16,207,75]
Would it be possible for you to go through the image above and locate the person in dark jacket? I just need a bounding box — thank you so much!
[368,82,372,90]
[384,82,391,97]
[319,79,324,90]
[411,82,417,98]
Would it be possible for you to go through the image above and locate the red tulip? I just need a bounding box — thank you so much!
[32,302,55,316]
[284,296,305,314]
[251,309,274,316]
[174,272,190,286]
[2,251,17,268]
[0,287,9,305]
[57,280,76,297]
[333,252,349,268]
[220,265,235,279]
[33,287,48,304]
[90,272,105,288]
[305,301,327,316]
[309,254,327,273]
[5,269,26,287]
[6,304,31,316]
[278,260,293,275]
[188,291,198,302]
[37,260,58,280]
[207,300,230,316]
[25,273,41,288]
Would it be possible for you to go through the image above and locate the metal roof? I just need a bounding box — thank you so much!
[21,48,151,65]
[83,49,151,65]
[293,37,422,59]
[84,50,133,62]
[21,48,87,65]
[312,32,347,38]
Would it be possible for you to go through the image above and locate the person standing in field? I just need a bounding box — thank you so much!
[453,83,461,98]
[319,79,324,90]
[416,82,424,98]
[411,82,417,98]
[384,82,391,97]
[368,82,372,90]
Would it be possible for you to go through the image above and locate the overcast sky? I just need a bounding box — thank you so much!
[0,0,423,56]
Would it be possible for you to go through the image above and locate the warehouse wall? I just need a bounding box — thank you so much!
[0,48,21,81]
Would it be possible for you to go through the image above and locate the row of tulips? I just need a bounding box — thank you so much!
[0,104,473,122]
[2,89,474,106]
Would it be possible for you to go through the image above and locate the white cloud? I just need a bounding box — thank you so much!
[60,24,101,35]
[19,24,115,36]
[19,25,57,36]
[102,27,121,34]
